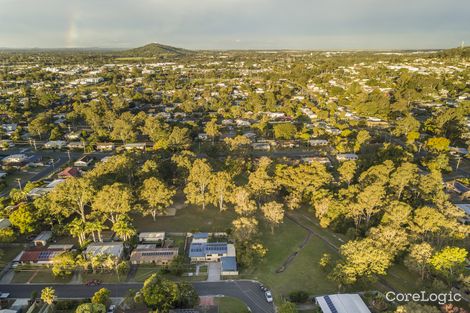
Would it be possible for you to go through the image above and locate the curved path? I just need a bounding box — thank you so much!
[0,280,274,313]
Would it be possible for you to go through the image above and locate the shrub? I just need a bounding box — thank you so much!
[288,290,309,303]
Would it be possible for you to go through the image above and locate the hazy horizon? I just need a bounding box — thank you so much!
[1,0,469,50]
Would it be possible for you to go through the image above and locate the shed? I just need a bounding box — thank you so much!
[33,231,53,246]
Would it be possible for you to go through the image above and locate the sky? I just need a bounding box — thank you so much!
[1,0,469,50]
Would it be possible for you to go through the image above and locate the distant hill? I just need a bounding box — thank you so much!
[120,43,191,57]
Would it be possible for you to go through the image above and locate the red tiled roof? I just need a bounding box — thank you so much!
[58,167,80,178]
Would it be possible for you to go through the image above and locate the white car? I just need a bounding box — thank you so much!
[265,291,273,303]
[107,305,116,313]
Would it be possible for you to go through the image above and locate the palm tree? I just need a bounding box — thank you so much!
[41,287,56,305]
[112,216,136,241]
[85,220,107,242]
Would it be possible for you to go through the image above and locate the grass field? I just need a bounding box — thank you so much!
[12,267,71,284]
[241,218,339,298]
[216,296,250,313]
[0,246,23,267]
[132,204,237,232]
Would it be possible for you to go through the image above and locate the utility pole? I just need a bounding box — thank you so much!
[456,156,462,169]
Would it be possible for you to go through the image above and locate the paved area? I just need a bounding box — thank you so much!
[0,280,275,313]
[207,262,221,282]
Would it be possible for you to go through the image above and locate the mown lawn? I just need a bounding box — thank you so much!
[0,246,23,267]
[11,267,71,284]
[132,204,237,233]
[216,296,250,313]
[241,218,339,298]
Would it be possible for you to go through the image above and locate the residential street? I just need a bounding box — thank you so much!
[0,281,275,313]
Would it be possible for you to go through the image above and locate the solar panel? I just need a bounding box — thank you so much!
[324,296,338,313]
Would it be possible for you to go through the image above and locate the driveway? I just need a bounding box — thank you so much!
[207,262,221,282]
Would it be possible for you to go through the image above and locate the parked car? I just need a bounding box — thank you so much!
[85,279,102,286]
[265,291,273,303]
[107,305,116,313]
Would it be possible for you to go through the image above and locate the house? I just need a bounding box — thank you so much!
[0,219,11,230]
[315,294,371,313]
[33,231,53,246]
[74,155,94,168]
[446,181,470,194]
[235,119,251,127]
[252,142,271,151]
[301,157,332,167]
[336,153,358,161]
[65,132,81,141]
[454,203,470,224]
[67,142,85,150]
[309,139,329,147]
[18,245,72,265]
[2,154,29,166]
[192,232,209,244]
[130,245,179,265]
[189,242,236,263]
[139,232,166,244]
[198,133,209,141]
[43,140,66,149]
[27,187,52,199]
[58,167,80,178]
[85,242,124,259]
[96,143,115,151]
[123,143,146,151]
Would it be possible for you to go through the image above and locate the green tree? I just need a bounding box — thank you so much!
[273,123,297,140]
[278,301,298,313]
[48,177,95,222]
[9,203,36,234]
[140,177,175,221]
[138,273,179,312]
[91,288,111,306]
[430,246,468,285]
[405,243,434,280]
[389,162,418,199]
[204,118,220,143]
[52,252,76,277]
[112,216,136,241]
[354,130,371,153]
[92,183,133,224]
[248,157,278,206]
[232,217,259,242]
[425,137,450,153]
[338,160,356,186]
[75,303,106,313]
[184,159,213,210]
[41,287,56,305]
[261,201,285,234]
[208,171,234,211]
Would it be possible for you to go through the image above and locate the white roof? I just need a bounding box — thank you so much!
[455,203,470,215]
[0,219,11,229]
[139,232,165,241]
[226,244,236,257]
[316,294,371,313]
[85,242,124,257]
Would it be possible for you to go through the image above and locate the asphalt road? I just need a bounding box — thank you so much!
[0,281,275,313]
